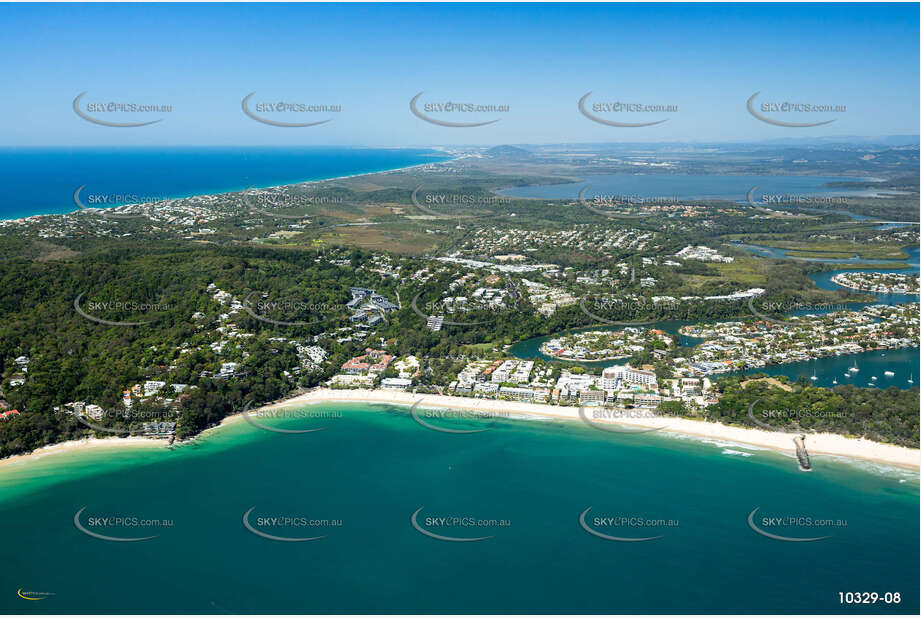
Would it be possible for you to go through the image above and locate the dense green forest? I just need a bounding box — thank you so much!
[707,376,919,448]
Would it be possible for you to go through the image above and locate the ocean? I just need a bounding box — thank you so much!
[0,147,449,220]
[0,402,917,614]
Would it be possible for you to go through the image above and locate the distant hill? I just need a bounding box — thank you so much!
[485,145,534,160]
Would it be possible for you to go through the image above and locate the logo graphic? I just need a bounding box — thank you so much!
[746,296,794,326]
[73,293,155,327]
[577,185,647,220]
[579,507,665,542]
[410,507,494,542]
[578,92,669,127]
[241,92,334,127]
[409,398,490,434]
[73,507,159,542]
[746,92,836,128]
[72,92,163,127]
[409,92,501,128]
[17,589,54,601]
[72,184,146,220]
[241,291,324,327]
[241,507,328,542]
[746,507,833,542]
[578,405,667,434]
[409,185,494,219]
[240,401,327,435]
[578,297,655,326]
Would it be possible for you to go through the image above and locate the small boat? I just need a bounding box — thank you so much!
[810,360,818,381]
[832,378,837,384]
[848,359,859,373]
[884,371,895,377]
[909,373,914,384]
[871,376,877,381]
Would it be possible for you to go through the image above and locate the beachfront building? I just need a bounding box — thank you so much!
[601,365,658,393]
[381,377,412,390]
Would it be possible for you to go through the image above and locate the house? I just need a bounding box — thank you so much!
[0,409,20,421]
[219,362,241,378]
[84,404,105,420]
[381,377,412,390]
[144,381,166,397]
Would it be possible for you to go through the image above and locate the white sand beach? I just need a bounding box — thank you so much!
[2,388,917,473]
[265,388,921,470]
[0,435,168,472]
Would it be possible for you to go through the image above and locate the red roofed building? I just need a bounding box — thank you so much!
[342,350,394,375]
[0,409,20,420]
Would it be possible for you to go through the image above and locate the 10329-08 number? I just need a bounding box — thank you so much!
[839,592,901,604]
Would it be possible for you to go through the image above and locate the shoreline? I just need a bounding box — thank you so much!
[830,272,919,296]
[1,388,918,475]
[261,388,920,471]
[0,435,167,471]
[0,151,455,223]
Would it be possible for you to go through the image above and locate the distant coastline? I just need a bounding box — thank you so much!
[0,146,452,221]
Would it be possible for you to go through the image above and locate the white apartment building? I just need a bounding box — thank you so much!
[601,365,658,392]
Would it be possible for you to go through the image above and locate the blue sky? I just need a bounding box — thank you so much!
[1,2,918,146]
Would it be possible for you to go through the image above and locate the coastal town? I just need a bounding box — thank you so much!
[2,256,919,437]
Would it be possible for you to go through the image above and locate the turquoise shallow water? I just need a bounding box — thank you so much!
[0,403,917,614]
